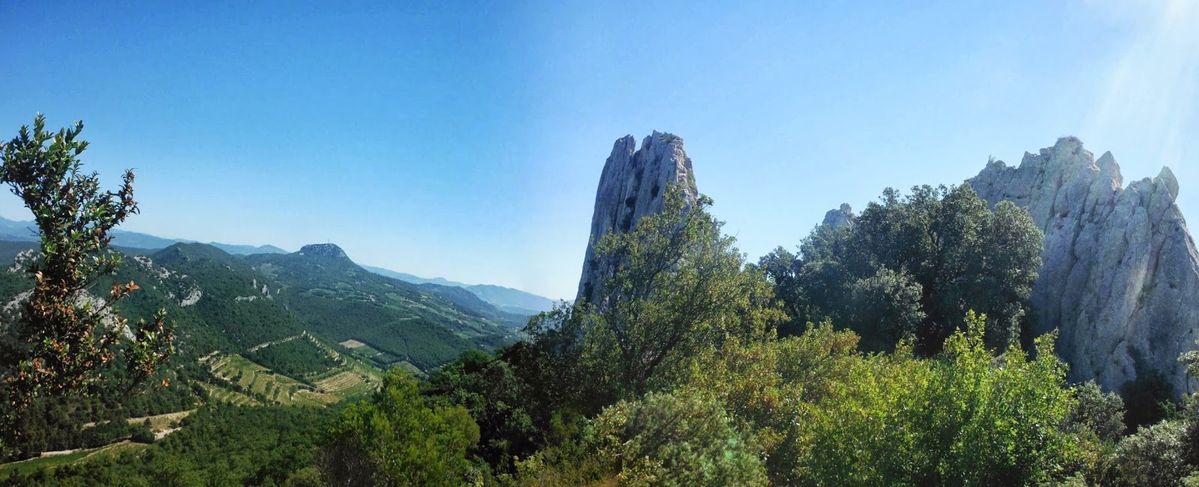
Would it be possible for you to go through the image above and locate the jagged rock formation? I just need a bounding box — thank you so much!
[967,137,1199,393]
[297,243,348,259]
[823,203,855,229]
[577,132,697,304]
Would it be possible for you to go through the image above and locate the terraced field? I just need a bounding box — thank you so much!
[206,354,339,407]
[200,382,260,406]
[313,362,382,398]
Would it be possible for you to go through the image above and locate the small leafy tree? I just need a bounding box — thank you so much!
[680,323,863,485]
[583,186,783,397]
[0,115,173,452]
[587,390,768,486]
[424,349,539,472]
[918,311,1075,485]
[319,370,480,486]
[1067,381,1127,443]
[1115,419,1191,486]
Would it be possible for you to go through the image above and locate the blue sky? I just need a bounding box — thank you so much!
[1,1,1196,300]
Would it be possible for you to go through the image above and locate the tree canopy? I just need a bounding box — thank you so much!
[758,184,1043,353]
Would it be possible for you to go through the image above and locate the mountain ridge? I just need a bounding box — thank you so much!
[0,215,288,255]
[0,215,553,315]
[362,265,558,315]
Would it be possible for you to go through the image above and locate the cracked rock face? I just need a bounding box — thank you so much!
[968,137,1199,393]
[823,203,855,229]
[577,132,697,304]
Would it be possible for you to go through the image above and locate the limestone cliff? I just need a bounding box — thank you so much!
[968,137,1199,393]
[576,132,697,304]
[822,203,855,229]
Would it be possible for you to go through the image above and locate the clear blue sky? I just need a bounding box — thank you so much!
[2,1,1196,300]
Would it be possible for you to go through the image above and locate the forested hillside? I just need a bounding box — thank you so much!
[0,231,521,477]
[3,119,1198,486]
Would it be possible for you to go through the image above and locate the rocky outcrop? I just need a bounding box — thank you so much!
[577,132,697,304]
[968,137,1199,393]
[298,243,349,259]
[822,203,855,229]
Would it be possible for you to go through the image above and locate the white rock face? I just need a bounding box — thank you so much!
[822,203,855,229]
[180,287,203,307]
[577,132,697,304]
[968,137,1199,393]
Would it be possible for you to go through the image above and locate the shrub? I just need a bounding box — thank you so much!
[586,390,767,487]
[1115,419,1192,486]
[130,421,156,444]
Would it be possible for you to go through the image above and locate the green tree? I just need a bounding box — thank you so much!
[1115,419,1192,486]
[769,185,1042,352]
[1064,381,1125,485]
[799,312,1076,486]
[582,186,784,397]
[919,311,1075,485]
[424,349,539,473]
[319,370,480,486]
[1067,381,1127,443]
[513,390,767,487]
[586,390,768,486]
[845,267,925,351]
[680,313,1075,485]
[0,115,173,454]
[680,323,863,485]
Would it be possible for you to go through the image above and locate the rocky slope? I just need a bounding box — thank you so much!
[577,131,698,304]
[968,137,1199,393]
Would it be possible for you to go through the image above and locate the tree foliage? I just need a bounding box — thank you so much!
[518,390,768,486]
[424,349,539,472]
[580,186,784,397]
[0,115,173,455]
[1068,381,1127,444]
[1115,419,1191,486]
[319,370,480,486]
[759,185,1042,352]
[679,313,1076,486]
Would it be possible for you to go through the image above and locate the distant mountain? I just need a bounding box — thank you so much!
[362,265,558,316]
[0,241,517,372]
[0,214,546,317]
[415,283,532,328]
[0,215,287,255]
[0,217,36,242]
[362,266,461,286]
[462,284,559,316]
[244,243,518,369]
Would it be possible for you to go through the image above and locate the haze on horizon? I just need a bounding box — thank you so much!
[1,0,1196,300]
